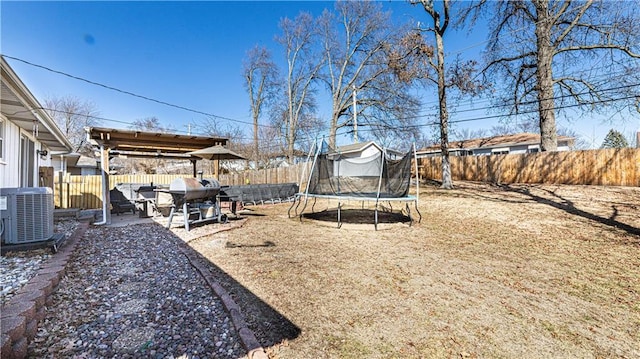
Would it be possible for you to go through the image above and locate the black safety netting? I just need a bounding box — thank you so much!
[307,143,413,198]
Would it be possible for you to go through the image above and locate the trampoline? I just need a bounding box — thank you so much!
[288,141,421,230]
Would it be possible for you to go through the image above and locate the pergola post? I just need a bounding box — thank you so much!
[101,146,111,225]
[191,159,197,178]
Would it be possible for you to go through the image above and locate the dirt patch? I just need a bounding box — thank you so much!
[188,181,640,358]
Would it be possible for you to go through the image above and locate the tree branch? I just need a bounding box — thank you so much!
[553,0,593,47]
[555,44,640,58]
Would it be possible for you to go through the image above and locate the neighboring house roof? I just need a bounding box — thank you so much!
[334,141,404,156]
[417,133,574,154]
[1,56,72,153]
[75,155,98,168]
[62,152,82,167]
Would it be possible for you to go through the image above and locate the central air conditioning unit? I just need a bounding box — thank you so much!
[0,187,54,244]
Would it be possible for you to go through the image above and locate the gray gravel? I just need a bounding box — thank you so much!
[1,219,77,305]
[28,223,248,359]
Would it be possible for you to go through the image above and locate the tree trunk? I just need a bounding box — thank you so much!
[534,0,558,151]
[252,109,259,165]
[287,118,295,164]
[435,19,453,189]
[329,109,340,149]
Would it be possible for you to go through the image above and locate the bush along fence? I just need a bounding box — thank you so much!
[417,148,640,187]
[53,148,637,209]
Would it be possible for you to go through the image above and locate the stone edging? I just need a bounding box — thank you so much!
[0,221,89,359]
[176,241,268,359]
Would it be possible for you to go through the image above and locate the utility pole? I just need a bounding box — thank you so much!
[353,85,358,143]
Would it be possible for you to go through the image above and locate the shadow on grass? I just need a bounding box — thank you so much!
[302,208,411,225]
[179,236,301,351]
[226,240,276,248]
[499,184,640,239]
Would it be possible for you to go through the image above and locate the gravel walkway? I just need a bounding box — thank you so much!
[27,223,248,359]
[1,219,78,305]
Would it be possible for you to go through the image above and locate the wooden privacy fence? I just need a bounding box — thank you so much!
[54,163,311,209]
[418,148,640,187]
[54,174,186,209]
[55,148,637,209]
[218,162,309,187]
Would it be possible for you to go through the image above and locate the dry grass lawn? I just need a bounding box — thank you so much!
[189,181,640,358]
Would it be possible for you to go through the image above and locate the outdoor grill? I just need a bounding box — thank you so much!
[165,177,225,231]
[168,177,220,205]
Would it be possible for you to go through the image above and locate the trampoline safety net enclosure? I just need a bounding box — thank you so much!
[308,145,412,198]
[290,141,421,229]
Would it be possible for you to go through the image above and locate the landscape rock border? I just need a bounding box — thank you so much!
[2,215,267,359]
[0,220,89,359]
[176,235,268,359]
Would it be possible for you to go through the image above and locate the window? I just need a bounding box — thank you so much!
[527,145,540,153]
[491,147,510,155]
[20,135,35,187]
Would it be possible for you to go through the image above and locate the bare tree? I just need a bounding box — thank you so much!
[319,1,421,148]
[44,95,99,154]
[451,127,489,141]
[275,12,324,163]
[557,126,588,150]
[119,117,175,174]
[406,0,482,189]
[243,45,279,164]
[476,0,640,151]
[129,117,174,133]
[199,117,251,172]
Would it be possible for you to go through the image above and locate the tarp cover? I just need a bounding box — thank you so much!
[307,143,412,198]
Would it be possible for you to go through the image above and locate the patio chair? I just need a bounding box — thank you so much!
[110,188,136,215]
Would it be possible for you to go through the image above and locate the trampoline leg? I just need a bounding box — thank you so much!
[337,202,342,228]
[406,203,413,227]
[294,196,303,216]
[311,197,318,213]
[414,200,422,223]
[288,195,298,218]
[299,197,309,222]
[374,205,378,231]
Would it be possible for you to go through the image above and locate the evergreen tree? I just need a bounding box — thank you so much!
[601,129,629,149]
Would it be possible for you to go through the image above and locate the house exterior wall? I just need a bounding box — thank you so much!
[0,116,53,188]
[419,141,573,158]
[557,140,572,151]
[80,167,100,176]
[1,116,22,188]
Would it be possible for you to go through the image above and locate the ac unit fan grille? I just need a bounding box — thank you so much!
[16,193,54,243]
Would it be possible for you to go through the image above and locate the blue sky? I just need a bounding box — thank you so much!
[1,1,638,148]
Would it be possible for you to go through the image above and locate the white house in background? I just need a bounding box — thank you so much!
[416,133,575,158]
[1,57,72,188]
[331,141,404,160]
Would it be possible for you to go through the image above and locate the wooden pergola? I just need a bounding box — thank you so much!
[87,126,228,224]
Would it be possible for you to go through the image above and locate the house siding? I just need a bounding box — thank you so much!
[1,117,21,188]
[0,117,53,188]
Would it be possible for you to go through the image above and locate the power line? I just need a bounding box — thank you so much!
[1,54,273,129]
[413,57,639,112]
[350,94,639,133]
